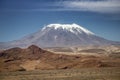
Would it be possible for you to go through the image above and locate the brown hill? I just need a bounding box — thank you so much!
[0,45,119,72]
[0,45,56,60]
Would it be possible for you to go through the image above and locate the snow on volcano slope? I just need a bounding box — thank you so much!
[42,23,94,35]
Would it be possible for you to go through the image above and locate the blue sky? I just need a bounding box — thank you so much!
[0,0,120,42]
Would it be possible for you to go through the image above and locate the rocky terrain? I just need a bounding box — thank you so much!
[0,45,120,72]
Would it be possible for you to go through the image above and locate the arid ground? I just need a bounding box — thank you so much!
[0,45,120,80]
[0,68,120,80]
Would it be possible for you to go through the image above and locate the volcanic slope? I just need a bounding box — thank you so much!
[0,23,119,49]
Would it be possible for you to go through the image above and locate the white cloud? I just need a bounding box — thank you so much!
[61,0,120,13]
[2,0,120,13]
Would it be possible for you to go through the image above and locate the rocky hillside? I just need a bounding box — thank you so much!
[0,45,120,72]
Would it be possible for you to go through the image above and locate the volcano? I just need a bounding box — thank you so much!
[0,23,119,49]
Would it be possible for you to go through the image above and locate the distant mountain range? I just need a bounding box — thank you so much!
[0,23,119,49]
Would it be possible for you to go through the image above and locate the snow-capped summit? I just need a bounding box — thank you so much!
[42,23,94,35]
[0,23,118,49]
